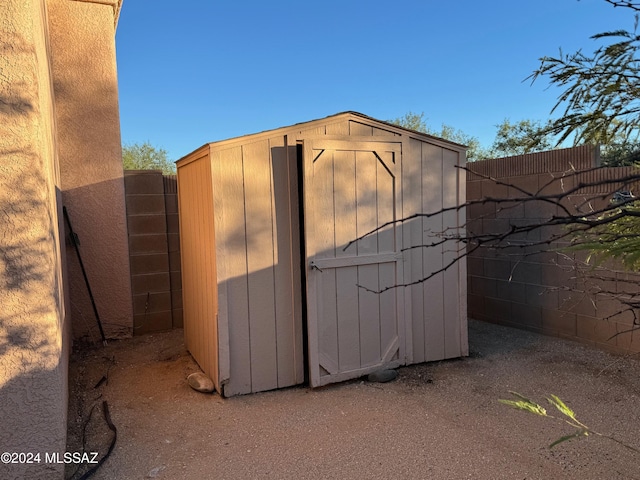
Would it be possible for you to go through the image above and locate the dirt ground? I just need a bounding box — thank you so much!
[65,320,640,480]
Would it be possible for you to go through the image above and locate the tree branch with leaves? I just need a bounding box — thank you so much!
[530,11,640,146]
[500,392,640,452]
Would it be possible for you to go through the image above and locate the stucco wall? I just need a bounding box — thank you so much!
[0,0,69,478]
[47,0,133,340]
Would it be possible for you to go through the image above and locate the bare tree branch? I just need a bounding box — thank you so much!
[604,0,640,11]
[348,161,640,297]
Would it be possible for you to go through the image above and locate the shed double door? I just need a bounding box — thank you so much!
[303,137,405,387]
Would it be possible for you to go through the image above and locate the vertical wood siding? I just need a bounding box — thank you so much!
[403,139,467,364]
[177,151,220,389]
[212,139,303,396]
[211,146,250,394]
[442,148,466,358]
[178,113,468,396]
[421,143,446,362]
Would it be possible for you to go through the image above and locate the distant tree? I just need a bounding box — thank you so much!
[122,142,175,174]
[600,141,640,166]
[389,111,489,161]
[390,111,427,133]
[489,119,556,158]
[439,124,490,162]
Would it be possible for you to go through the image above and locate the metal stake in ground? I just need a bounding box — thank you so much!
[63,206,107,346]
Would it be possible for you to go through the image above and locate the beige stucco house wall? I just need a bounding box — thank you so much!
[0,1,127,478]
[48,0,132,342]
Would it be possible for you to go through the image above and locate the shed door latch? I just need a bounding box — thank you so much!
[310,261,323,273]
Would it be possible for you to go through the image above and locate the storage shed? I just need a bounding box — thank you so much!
[176,111,468,397]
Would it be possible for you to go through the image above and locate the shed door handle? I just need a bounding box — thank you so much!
[310,261,323,273]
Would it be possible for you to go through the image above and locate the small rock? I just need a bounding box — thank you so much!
[147,465,166,478]
[367,369,398,383]
[187,372,214,393]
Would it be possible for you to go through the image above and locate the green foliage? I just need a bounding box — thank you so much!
[529,2,640,276]
[389,112,571,161]
[489,119,556,157]
[499,391,548,417]
[501,391,639,452]
[569,200,640,270]
[529,14,640,147]
[390,111,429,133]
[122,142,176,174]
[499,392,597,449]
[547,394,579,422]
[389,111,489,161]
[439,124,490,161]
[600,141,640,166]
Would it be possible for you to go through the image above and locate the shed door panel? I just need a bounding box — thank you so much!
[304,139,404,387]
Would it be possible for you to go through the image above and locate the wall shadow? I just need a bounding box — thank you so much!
[62,179,134,342]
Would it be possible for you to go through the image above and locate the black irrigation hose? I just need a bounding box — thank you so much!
[77,401,117,480]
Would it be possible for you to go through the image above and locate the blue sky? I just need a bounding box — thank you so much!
[115,0,634,161]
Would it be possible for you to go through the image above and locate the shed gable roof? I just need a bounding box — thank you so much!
[203,111,468,151]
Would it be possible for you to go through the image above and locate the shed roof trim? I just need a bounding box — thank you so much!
[202,111,468,151]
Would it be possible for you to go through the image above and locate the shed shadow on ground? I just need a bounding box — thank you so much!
[466,318,545,358]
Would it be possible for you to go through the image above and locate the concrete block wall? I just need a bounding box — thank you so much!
[467,145,640,354]
[164,175,183,328]
[124,171,181,334]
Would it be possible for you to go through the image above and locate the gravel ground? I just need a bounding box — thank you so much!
[66,320,640,480]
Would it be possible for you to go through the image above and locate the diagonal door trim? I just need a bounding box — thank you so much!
[302,136,405,388]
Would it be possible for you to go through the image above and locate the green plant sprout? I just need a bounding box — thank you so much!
[499,391,639,452]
